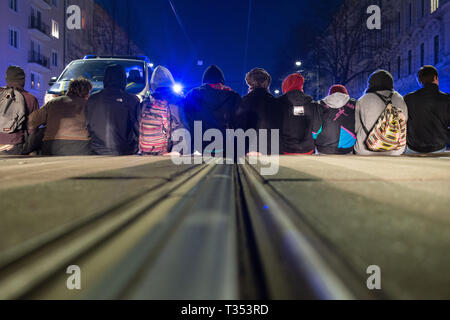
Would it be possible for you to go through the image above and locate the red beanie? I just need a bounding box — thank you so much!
[328,84,348,96]
[282,73,304,94]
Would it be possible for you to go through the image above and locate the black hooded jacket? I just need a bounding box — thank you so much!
[404,83,449,153]
[278,90,319,154]
[236,88,281,154]
[183,66,241,153]
[86,64,141,155]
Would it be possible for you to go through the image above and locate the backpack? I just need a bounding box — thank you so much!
[0,87,27,134]
[139,97,172,155]
[365,92,407,152]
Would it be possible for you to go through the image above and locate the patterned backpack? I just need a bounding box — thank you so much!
[139,97,171,155]
[365,93,407,152]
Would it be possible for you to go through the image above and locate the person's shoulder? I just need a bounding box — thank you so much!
[20,90,39,102]
[124,91,140,103]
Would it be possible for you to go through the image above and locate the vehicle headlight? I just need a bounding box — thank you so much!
[44,93,59,105]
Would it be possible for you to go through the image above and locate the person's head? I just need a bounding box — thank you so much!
[417,65,439,86]
[366,70,394,93]
[67,78,93,99]
[245,68,271,92]
[202,65,225,85]
[328,84,348,96]
[5,65,26,88]
[282,73,305,94]
[151,66,175,91]
[103,64,127,90]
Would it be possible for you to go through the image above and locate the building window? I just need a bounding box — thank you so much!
[9,0,18,12]
[52,51,58,67]
[408,50,412,75]
[30,72,41,91]
[8,28,19,49]
[421,0,425,17]
[397,12,401,33]
[431,0,439,13]
[420,43,425,66]
[51,0,58,7]
[51,20,59,39]
[434,35,439,64]
[397,56,401,79]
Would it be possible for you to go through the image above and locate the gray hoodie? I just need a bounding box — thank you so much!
[322,92,350,109]
[354,90,408,156]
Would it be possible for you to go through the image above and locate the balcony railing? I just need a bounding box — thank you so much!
[29,16,50,37]
[28,51,50,68]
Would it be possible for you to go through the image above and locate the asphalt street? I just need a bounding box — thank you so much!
[0,154,448,299]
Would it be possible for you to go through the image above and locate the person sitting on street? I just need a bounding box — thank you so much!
[139,66,187,156]
[0,66,39,155]
[404,65,449,154]
[235,68,282,156]
[86,64,141,156]
[183,65,241,156]
[354,70,408,156]
[313,84,357,155]
[277,73,319,155]
[28,78,93,156]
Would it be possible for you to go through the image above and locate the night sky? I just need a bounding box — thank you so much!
[96,0,343,93]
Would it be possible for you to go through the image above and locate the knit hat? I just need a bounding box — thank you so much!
[150,66,175,91]
[245,68,272,90]
[366,70,394,93]
[202,65,225,85]
[5,66,26,88]
[282,73,304,94]
[328,84,348,96]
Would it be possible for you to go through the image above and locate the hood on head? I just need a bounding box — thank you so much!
[366,69,394,93]
[203,65,225,85]
[151,66,175,91]
[282,73,304,94]
[104,64,127,90]
[322,92,350,109]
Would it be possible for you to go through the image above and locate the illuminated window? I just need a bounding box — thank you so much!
[431,0,439,13]
[30,72,41,91]
[52,20,59,39]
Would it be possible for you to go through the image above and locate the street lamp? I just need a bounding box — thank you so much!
[274,89,280,95]
[295,61,302,67]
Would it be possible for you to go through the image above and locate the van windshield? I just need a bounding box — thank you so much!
[59,60,147,94]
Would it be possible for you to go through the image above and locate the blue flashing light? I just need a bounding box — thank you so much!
[173,83,183,94]
[83,55,97,59]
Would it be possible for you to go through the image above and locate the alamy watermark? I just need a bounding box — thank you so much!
[169,122,280,176]
[367,5,381,30]
[366,265,382,290]
[66,265,81,290]
[66,5,82,30]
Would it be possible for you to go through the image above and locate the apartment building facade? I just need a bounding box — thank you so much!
[1,0,144,106]
[1,0,65,105]
[327,0,450,98]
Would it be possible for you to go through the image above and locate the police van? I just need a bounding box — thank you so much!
[45,55,154,104]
